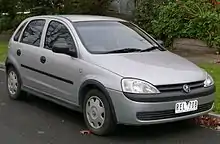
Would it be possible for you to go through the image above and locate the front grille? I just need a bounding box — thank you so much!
[136,102,213,121]
[156,81,204,93]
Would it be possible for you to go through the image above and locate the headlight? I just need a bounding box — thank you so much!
[121,78,160,94]
[204,73,214,87]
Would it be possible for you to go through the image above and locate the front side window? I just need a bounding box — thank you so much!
[21,19,45,47]
[73,21,163,54]
[14,21,27,41]
[44,21,75,50]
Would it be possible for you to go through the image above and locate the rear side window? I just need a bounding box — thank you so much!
[21,19,46,47]
[14,22,27,41]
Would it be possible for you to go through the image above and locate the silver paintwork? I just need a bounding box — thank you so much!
[107,88,214,125]
[7,15,215,125]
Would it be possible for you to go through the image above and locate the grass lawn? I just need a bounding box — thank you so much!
[0,41,219,113]
[0,41,8,62]
[199,63,220,114]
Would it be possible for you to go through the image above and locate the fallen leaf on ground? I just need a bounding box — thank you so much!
[194,115,220,130]
[216,126,220,131]
[80,130,91,135]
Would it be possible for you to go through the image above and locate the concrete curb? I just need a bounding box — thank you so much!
[0,62,5,70]
[208,112,220,118]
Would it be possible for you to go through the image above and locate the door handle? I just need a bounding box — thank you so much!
[40,56,46,64]
[17,49,21,56]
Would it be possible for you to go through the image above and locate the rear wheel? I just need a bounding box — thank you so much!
[6,67,26,100]
[83,89,116,135]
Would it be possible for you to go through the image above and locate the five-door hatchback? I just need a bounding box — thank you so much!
[5,15,215,135]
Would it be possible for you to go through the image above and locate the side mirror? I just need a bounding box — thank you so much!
[52,43,77,57]
[157,40,164,46]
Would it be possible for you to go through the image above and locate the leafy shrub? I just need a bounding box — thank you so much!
[135,0,220,50]
[0,0,113,33]
[0,14,29,33]
[134,0,163,35]
[62,0,113,15]
[11,14,30,30]
[0,16,12,32]
[26,0,113,15]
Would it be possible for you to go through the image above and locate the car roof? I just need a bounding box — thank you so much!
[29,15,126,22]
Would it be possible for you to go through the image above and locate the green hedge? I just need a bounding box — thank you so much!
[135,0,220,50]
[0,0,113,33]
[0,14,29,33]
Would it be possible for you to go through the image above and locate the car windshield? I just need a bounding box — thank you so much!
[73,21,162,54]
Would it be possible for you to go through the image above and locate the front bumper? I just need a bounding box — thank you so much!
[108,87,215,125]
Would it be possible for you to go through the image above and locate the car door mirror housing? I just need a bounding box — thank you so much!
[52,43,77,57]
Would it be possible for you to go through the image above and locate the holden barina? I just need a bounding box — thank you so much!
[5,15,215,135]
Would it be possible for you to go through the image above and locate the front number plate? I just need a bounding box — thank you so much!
[175,100,198,114]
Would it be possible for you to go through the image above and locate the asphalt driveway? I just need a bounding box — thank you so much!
[0,70,219,144]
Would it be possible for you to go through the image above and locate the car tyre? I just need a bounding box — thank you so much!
[6,67,26,100]
[83,89,116,135]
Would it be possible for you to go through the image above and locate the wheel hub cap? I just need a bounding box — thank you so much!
[8,71,18,95]
[91,107,97,118]
[86,96,105,129]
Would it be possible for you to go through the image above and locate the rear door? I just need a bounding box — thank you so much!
[8,20,28,69]
[19,19,47,91]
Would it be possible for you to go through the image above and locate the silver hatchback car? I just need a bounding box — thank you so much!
[6,15,215,135]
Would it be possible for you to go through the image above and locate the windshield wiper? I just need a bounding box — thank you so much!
[140,46,159,52]
[103,48,142,54]
[101,46,159,54]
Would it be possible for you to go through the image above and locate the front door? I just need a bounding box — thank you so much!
[41,20,81,104]
[19,19,47,91]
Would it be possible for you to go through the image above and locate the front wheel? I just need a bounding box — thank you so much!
[83,89,116,135]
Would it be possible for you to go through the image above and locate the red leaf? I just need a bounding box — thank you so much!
[80,130,92,135]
